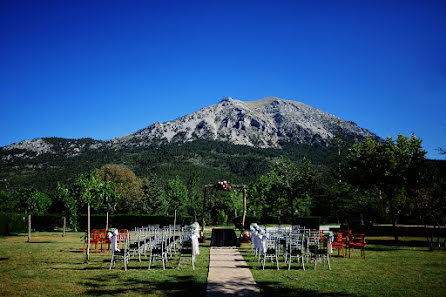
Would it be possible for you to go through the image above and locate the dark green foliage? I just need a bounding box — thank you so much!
[0,139,331,193]
[0,190,18,212]
[343,134,427,240]
[13,186,51,215]
[140,175,167,214]
[233,215,260,230]
[248,157,315,224]
[0,212,27,235]
[31,214,61,232]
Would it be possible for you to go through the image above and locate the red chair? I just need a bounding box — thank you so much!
[330,232,345,258]
[99,229,111,252]
[82,229,101,254]
[348,234,366,259]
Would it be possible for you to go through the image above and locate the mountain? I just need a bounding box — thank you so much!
[1,97,378,161]
[113,96,377,149]
[0,96,380,192]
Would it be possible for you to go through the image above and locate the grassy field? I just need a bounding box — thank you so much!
[239,237,446,297]
[1,232,445,296]
[0,232,210,297]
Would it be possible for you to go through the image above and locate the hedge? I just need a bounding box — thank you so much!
[0,213,195,234]
[0,212,27,236]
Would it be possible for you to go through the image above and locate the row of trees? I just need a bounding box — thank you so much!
[248,134,445,247]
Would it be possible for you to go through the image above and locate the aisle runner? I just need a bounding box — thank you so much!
[206,247,261,297]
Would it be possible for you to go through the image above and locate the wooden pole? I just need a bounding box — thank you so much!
[106,211,109,231]
[173,209,177,231]
[27,214,31,242]
[87,203,90,262]
[242,186,247,229]
[201,187,207,234]
[63,216,66,237]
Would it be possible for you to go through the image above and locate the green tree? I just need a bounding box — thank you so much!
[247,174,272,218]
[141,175,167,214]
[97,164,142,214]
[269,157,314,223]
[166,175,189,217]
[344,134,427,240]
[250,157,315,224]
[54,182,78,235]
[0,190,18,212]
[14,186,51,242]
[72,171,119,261]
[186,171,202,220]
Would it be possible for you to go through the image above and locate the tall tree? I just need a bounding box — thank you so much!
[344,134,426,240]
[97,164,142,213]
[72,171,119,261]
[250,157,315,224]
[141,175,167,214]
[166,175,189,217]
[54,182,78,235]
[14,186,51,242]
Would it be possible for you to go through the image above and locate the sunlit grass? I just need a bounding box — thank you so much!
[0,232,210,297]
[239,236,446,297]
[1,232,445,296]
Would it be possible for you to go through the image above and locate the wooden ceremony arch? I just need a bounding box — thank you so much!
[201,183,247,232]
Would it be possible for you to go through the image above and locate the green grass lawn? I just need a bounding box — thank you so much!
[1,232,445,296]
[239,236,446,297]
[0,232,210,297]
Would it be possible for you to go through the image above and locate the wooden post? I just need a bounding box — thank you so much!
[86,203,90,262]
[173,209,177,231]
[201,187,207,234]
[106,211,109,231]
[242,186,247,229]
[27,214,31,242]
[63,216,66,237]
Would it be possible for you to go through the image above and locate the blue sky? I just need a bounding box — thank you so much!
[1,0,445,159]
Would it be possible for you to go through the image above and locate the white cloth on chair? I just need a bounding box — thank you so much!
[108,229,119,251]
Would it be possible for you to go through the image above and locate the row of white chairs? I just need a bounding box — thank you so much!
[109,224,197,271]
[251,225,331,271]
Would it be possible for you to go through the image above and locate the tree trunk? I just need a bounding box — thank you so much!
[389,198,399,241]
[86,203,90,262]
[242,186,247,229]
[201,187,207,233]
[27,214,31,242]
[173,209,177,230]
[106,211,109,231]
[62,216,66,237]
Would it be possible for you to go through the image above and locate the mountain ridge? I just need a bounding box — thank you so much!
[1,96,378,160]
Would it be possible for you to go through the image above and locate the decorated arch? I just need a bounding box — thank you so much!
[201,181,247,231]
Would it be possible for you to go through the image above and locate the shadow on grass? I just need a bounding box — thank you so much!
[257,281,359,297]
[27,241,54,244]
[366,239,428,248]
[0,257,8,261]
[80,275,206,297]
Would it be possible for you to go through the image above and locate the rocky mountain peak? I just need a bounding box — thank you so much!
[113,96,377,149]
[1,96,379,160]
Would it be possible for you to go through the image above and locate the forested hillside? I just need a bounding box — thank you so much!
[0,139,333,193]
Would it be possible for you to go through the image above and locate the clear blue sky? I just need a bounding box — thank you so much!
[1,0,445,159]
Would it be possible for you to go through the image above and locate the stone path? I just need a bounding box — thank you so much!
[206,247,261,297]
